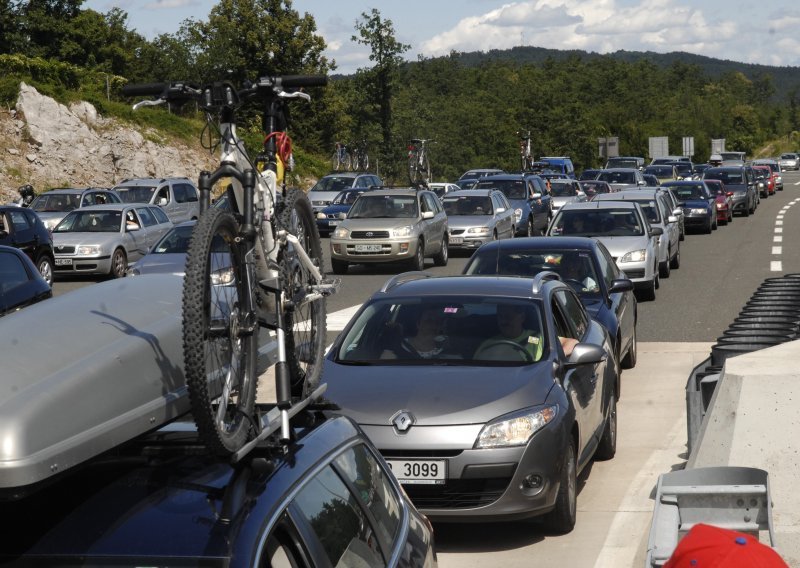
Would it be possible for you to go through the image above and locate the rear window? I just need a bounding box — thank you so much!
[115,186,156,203]
[475,179,527,199]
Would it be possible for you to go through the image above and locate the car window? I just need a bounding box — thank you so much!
[554,289,588,339]
[443,195,493,216]
[549,182,577,196]
[153,225,193,253]
[156,186,170,204]
[334,444,402,555]
[0,250,31,290]
[292,463,387,567]
[476,179,527,200]
[355,176,370,188]
[311,176,353,192]
[596,243,618,290]
[150,206,170,224]
[54,210,122,233]
[115,186,157,203]
[550,208,644,237]
[422,193,438,215]
[136,207,157,227]
[348,195,417,219]
[182,183,198,202]
[8,209,32,231]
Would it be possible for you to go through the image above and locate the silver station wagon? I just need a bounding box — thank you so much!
[52,204,172,278]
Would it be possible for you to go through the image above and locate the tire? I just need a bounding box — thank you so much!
[712,216,718,231]
[432,236,448,266]
[408,239,425,271]
[526,217,535,237]
[276,189,327,398]
[361,151,369,171]
[422,153,431,183]
[621,324,637,369]
[36,254,54,286]
[408,153,419,184]
[704,219,712,234]
[659,254,671,278]
[110,248,127,278]
[183,207,258,455]
[742,203,750,217]
[595,391,617,460]
[640,277,656,301]
[544,440,577,534]
[331,151,341,171]
[669,245,681,269]
[679,223,685,241]
[331,258,348,274]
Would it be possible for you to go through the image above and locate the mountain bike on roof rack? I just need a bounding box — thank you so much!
[122,75,337,458]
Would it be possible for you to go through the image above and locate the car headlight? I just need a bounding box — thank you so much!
[211,266,234,285]
[475,406,558,448]
[467,226,490,234]
[76,245,102,256]
[514,208,523,222]
[316,212,327,219]
[777,176,783,184]
[620,249,647,262]
[690,208,707,215]
[392,226,414,237]
[333,227,350,238]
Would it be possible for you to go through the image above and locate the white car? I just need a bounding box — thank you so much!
[547,201,662,300]
[779,153,799,171]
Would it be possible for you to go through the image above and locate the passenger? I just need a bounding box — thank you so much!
[560,253,598,291]
[381,306,450,359]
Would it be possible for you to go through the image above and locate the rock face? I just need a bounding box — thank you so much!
[0,82,215,202]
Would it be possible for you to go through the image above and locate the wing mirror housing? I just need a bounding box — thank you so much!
[158,197,168,206]
[421,211,434,219]
[667,215,678,224]
[672,207,682,216]
[338,212,347,219]
[609,278,634,293]
[531,193,542,200]
[649,226,664,236]
[563,343,607,369]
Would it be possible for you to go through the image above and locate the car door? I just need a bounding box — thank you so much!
[529,177,550,230]
[657,194,678,253]
[124,208,150,260]
[496,192,514,237]
[597,242,635,359]
[419,193,443,253]
[1,209,37,263]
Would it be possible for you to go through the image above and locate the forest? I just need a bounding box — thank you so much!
[2,0,800,183]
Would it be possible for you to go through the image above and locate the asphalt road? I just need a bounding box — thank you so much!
[48,171,800,566]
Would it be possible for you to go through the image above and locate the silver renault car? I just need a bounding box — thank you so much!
[547,201,662,301]
[329,189,448,274]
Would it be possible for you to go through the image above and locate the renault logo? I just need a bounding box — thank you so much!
[391,410,415,432]
[366,231,374,237]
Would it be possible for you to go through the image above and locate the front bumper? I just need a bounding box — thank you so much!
[682,213,711,228]
[448,230,493,249]
[330,237,419,263]
[53,255,112,275]
[316,218,341,235]
[729,193,749,211]
[616,257,652,283]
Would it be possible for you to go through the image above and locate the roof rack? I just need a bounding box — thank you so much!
[531,270,561,294]
[380,271,433,293]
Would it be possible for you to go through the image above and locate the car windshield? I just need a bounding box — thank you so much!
[310,176,352,192]
[455,179,478,189]
[336,297,547,365]
[781,154,796,160]
[53,210,122,233]
[579,181,609,195]
[669,184,708,200]
[348,195,418,219]
[465,250,601,295]
[551,208,645,237]
[755,162,778,173]
[30,192,81,212]
[152,225,194,253]
[332,190,364,206]
[704,169,744,184]
[443,195,493,215]
[645,166,673,177]
[672,163,692,175]
[606,159,640,169]
[597,171,637,184]
[115,186,156,203]
[549,182,577,197]
[475,179,527,199]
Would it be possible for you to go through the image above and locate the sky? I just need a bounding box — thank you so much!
[82,0,800,74]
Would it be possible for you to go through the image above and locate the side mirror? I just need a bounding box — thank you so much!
[672,207,682,216]
[531,193,542,200]
[421,211,434,219]
[667,215,678,224]
[338,212,347,220]
[127,225,140,232]
[650,226,664,236]
[158,197,168,206]
[608,278,634,293]
[726,192,733,197]
[563,343,607,368]
[496,207,506,213]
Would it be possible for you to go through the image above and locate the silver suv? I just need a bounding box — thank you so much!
[308,172,383,211]
[329,188,448,274]
[112,177,199,223]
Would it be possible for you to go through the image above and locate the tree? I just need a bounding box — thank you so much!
[351,9,409,178]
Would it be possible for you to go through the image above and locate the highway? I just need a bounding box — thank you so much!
[50,171,800,566]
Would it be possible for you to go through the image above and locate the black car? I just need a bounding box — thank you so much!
[0,412,437,567]
[0,205,55,285]
[702,166,758,217]
[463,236,638,370]
[0,245,52,316]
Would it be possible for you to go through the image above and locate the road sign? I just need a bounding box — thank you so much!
[649,136,669,158]
[711,139,725,154]
[598,137,619,158]
[682,137,695,157]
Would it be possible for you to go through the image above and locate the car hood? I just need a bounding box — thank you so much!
[340,218,419,231]
[679,199,711,208]
[551,196,575,206]
[591,235,649,257]
[130,253,187,275]
[448,215,496,229]
[320,205,349,215]
[323,362,555,426]
[52,232,120,246]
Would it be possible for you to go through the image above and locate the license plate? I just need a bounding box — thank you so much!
[386,459,446,485]
[449,237,463,244]
[354,244,382,253]
[55,258,73,266]
[329,220,339,226]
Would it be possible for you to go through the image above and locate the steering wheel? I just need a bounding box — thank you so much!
[562,278,586,292]
[474,340,533,362]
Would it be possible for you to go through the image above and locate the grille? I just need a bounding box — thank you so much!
[351,231,390,239]
[55,246,76,254]
[402,478,511,509]
[381,449,463,459]
[449,229,466,236]
[624,269,645,279]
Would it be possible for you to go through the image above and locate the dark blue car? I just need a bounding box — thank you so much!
[473,173,552,236]
[0,245,52,317]
[463,236,638,370]
[663,180,718,234]
[315,188,370,237]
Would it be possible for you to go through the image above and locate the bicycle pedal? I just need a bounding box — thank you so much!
[314,278,341,296]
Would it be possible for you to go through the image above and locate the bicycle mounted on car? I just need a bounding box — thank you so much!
[122,75,337,458]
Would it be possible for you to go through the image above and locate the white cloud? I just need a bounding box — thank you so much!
[143,0,196,10]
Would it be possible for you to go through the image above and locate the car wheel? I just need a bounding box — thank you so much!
[432,236,448,266]
[110,248,127,278]
[331,259,348,274]
[679,225,685,241]
[639,277,657,301]
[595,391,617,460]
[669,245,681,269]
[728,210,733,223]
[742,204,750,217]
[621,324,637,370]
[654,266,660,290]
[36,254,54,286]
[659,251,671,278]
[408,239,425,271]
[704,218,713,234]
[492,230,498,241]
[544,441,577,534]
[712,216,718,230]
[526,217,535,237]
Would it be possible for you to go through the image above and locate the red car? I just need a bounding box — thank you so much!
[704,179,733,225]
[751,165,774,197]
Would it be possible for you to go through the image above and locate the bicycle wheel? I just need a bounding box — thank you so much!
[331,150,341,171]
[342,152,352,172]
[277,188,327,397]
[409,152,419,183]
[422,153,431,183]
[361,150,369,171]
[183,207,258,455]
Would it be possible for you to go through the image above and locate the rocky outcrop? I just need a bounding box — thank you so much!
[0,82,215,202]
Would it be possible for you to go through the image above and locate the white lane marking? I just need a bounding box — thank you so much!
[775,236,783,243]
[776,219,784,226]
[773,246,783,255]
[771,260,783,272]
[327,304,362,331]
[777,214,785,220]
[775,227,783,233]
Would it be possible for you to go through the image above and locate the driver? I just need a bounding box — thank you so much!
[560,253,598,292]
[475,304,578,361]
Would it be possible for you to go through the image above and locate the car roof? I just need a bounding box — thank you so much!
[115,177,190,186]
[71,203,145,211]
[471,236,600,254]
[446,189,496,197]
[375,274,550,300]
[475,173,525,181]
[39,187,111,194]
[560,200,639,210]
